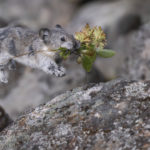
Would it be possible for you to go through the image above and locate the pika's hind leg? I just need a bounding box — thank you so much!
[8,59,16,70]
[0,59,10,83]
[0,67,8,83]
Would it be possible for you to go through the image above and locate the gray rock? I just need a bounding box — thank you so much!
[0,79,150,150]
[69,0,150,33]
[118,22,150,80]
[0,0,75,29]
[116,13,142,35]
[68,1,131,33]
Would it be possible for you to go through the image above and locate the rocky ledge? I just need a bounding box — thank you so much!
[0,79,150,150]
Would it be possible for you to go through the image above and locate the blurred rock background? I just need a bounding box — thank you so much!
[1,0,150,119]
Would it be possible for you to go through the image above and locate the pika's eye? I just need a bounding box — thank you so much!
[60,37,66,42]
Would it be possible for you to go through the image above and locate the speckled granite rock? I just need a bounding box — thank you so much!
[0,79,150,150]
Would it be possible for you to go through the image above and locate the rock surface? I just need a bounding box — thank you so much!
[0,79,150,150]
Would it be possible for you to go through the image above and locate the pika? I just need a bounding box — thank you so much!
[0,24,80,83]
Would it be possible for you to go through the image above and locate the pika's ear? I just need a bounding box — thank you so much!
[55,24,65,31]
[39,28,50,44]
[55,24,62,29]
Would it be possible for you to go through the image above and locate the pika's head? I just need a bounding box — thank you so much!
[39,25,80,51]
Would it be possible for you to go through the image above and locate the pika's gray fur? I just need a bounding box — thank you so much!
[0,24,80,83]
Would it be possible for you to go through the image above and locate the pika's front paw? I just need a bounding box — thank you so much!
[47,64,66,77]
[54,66,66,77]
[0,71,8,83]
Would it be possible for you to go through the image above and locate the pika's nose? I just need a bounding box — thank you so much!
[62,42,73,50]
[67,42,73,49]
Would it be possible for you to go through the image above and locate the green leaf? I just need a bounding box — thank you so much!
[97,49,115,58]
[81,55,93,72]
[58,47,70,59]
[59,47,67,51]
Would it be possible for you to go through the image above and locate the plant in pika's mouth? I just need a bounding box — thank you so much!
[58,24,115,72]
